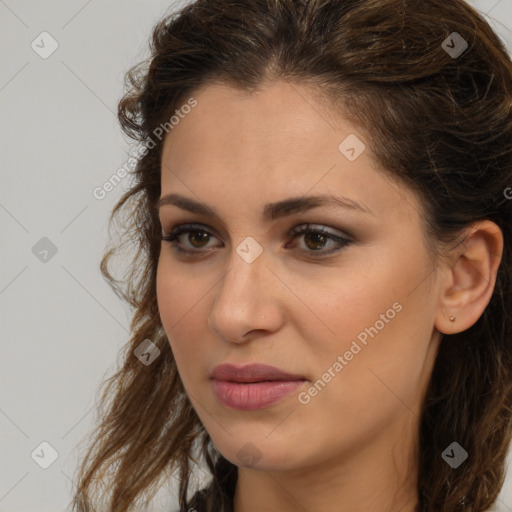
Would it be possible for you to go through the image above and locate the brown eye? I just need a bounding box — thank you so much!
[161,224,222,253]
[187,230,211,248]
[161,222,352,258]
[303,231,330,250]
[287,224,352,256]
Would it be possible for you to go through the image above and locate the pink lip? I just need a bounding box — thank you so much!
[211,363,306,382]
[210,363,307,410]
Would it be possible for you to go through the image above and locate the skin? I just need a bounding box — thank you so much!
[155,79,503,512]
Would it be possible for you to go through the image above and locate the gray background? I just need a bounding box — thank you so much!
[1,1,511,511]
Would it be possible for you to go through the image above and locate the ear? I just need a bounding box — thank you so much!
[435,220,504,335]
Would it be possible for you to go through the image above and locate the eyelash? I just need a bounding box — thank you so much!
[160,223,353,258]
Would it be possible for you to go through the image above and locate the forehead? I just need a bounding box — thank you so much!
[160,80,423,227]
[162,80,359,164]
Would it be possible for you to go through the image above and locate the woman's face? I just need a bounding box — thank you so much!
[156,79,444,473]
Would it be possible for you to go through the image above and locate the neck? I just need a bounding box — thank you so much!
[233,411,420,512]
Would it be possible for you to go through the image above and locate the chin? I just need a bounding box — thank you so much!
[211,435,304,472]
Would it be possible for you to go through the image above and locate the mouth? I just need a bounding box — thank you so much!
[210,362,307,383]
[210,363,307,410]
[214,376,307,383]
[211,380,306,410]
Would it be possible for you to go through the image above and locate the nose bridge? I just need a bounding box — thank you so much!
[208,245,280,340]
[215,246,268,313]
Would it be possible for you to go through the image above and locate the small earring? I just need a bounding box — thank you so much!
[449,315,456,322]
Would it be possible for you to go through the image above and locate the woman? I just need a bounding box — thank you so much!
[69,0,512,511]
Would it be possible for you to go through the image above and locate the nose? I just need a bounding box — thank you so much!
[207,246,284,344]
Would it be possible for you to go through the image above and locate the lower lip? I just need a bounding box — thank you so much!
[211,379,306,410]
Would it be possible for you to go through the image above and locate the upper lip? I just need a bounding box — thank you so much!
[211,363,306,383]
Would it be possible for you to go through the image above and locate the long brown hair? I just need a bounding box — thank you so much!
[69,1,512,511]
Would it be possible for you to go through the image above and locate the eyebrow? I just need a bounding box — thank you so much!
[156,192,373,220]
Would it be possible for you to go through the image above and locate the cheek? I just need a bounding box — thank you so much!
[296,247,433,398]
[292,304,429,460]
[156,254,207,328]
[156,260,204,374]
[283,262,402,360]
